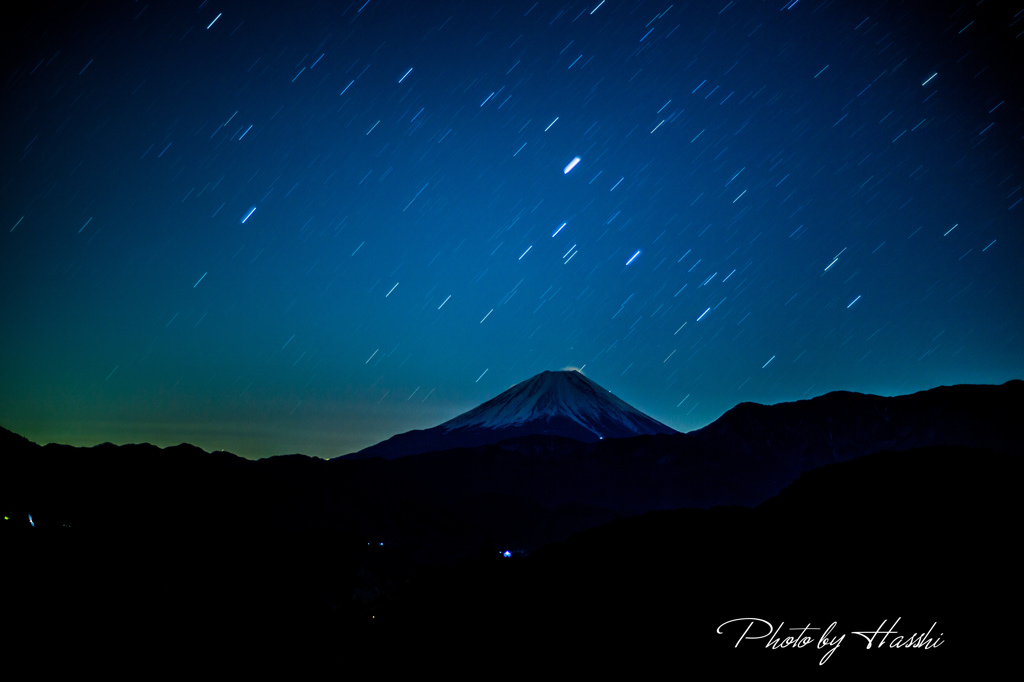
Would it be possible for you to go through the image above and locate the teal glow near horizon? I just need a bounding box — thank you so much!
[2,1,1021,458]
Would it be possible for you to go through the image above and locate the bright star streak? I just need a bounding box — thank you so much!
[563,157,581,174]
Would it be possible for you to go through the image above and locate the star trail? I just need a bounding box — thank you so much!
[1,0,1021,458]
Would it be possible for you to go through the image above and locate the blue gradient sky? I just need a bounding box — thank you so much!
[2,0,1021,458]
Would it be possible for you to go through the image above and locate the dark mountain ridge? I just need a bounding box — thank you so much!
[2,378,1020,667]
[4,380,1020,537]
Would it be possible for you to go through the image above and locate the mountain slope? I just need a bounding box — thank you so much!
[3,380,1021,666]
[348,370,676,459]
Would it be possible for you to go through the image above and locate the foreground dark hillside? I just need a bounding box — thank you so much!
[5,443,1016,672]
[2,381,1020,670]
[377,445,1020,673]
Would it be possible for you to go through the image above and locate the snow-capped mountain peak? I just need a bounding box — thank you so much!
[348,370,676,459]
[441,369,673,439]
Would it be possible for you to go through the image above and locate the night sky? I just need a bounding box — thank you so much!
[2,0,1021,458]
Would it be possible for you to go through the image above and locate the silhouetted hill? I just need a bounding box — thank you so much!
[381,445,1020,673]
[2,380,1020,670]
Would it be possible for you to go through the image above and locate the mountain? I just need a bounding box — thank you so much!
[3,381,1021,668]
[347,369,677,459]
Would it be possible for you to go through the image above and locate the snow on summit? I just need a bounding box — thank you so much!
[348,369,676,459]
[442,370,675,438]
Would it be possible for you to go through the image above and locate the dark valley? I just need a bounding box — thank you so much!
[3,374,1020,672]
